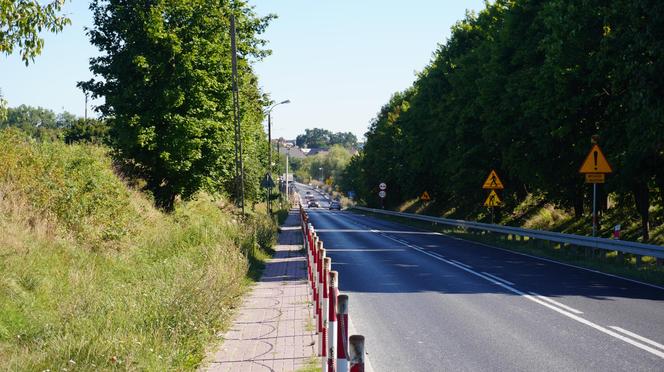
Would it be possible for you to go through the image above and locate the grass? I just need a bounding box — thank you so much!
[0,129,277,371]
[353,209,664,287]
[296,356,321,372]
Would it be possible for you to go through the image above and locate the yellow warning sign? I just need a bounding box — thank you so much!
[579,145,612,174]
[484,190,502,207]
[482,170,504,190]
[420,191,431,201]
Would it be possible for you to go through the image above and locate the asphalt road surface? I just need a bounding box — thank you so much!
[293,183,664,372]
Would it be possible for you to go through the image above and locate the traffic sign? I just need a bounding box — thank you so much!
[420,191,431,201]
[579,144,612,174]
[585,173,605,184]
[482,170,504,190]
[378,190,386,198]
[261,173,275,188]
[379,182,387,191]
[483,190,502,207]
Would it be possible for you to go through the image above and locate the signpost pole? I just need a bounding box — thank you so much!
[592,183,597,237]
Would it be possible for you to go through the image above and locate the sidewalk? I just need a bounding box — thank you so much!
[202,210,316,372]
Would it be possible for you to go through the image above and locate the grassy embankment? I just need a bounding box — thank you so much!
[355,195,664,287]
[0,129,277,371]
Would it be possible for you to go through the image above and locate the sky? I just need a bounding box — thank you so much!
[0,0,486,140]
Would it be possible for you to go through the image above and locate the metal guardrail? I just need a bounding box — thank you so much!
[354,206,664,259]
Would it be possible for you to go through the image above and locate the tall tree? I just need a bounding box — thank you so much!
[0,0,71,64]
[80,0,272,210]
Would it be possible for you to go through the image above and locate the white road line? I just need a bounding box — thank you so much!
[376,233,664,360]
[348,208,664,292]
[528,292,583,315]
[449,259,472,269]
[610,326,664,351]
[481,272,515,286]
[429,252,446,259]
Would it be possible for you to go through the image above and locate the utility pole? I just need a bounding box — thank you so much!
[230,14,245,214]
[84,91,88,121]
[285,149,290,201]
[266,100,290,214]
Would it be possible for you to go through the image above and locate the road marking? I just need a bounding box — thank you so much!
[481,272,515,286]
[610,326,664,351]
[449,259,472,269]
[528,292,583,314]
[346,208,664,292]
[376,233,664,360]
[429,252,445,259]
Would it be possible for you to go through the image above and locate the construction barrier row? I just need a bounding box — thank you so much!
[299,202,365,372]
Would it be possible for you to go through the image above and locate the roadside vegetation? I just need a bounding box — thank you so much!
[0,1,287,370]
[342,0,664,244]
[0,130,277,370]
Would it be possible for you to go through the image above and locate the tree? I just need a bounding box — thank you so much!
[296,128,358,149]
[0,0,71,64]
[296,128,332,148]
[80,0,273,210]
[0,89,6,123]
[64,118,109,144]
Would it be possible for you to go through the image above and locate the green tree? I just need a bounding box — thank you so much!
[64,118,109,144]
[296,128,332,148]
[0,0,71,64]
[0,89,7,123]
[80,0,272,210]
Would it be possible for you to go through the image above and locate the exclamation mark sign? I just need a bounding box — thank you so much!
[593,151,598,171]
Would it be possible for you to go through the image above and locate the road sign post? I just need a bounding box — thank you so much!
[579,144,612,237]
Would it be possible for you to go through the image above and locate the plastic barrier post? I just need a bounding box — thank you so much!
[337,295,349,372]
[317,247,326,356]
[321,257,331,364]
[348,335,365,372]
[327,271,339,372]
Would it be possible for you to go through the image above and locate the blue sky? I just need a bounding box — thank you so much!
[0,0,486,140]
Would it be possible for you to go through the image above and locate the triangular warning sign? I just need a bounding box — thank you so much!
[579,144,612,174]
[482,170,504,190]
[420,191,431,201]
[484,190,502,207]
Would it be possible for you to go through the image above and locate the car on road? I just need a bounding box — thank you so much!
[329,201,341,210]
[308,200,320,208]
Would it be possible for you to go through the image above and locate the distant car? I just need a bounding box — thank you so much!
[308,200,320,208]
[306,191,311,195]
[329,201,341,210]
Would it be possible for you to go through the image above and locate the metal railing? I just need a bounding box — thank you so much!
[353,206,664,259]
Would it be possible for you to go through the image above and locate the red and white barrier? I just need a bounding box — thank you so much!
[317,246,326,356]
[298,205,365,371]
[348,335,365,372]
[337,294,349,372]
[328,271,339,372]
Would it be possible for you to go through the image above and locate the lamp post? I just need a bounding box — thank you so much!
[319,167,323,183]
[267,99,290,214]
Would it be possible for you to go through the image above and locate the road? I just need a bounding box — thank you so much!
[293,183,664,371]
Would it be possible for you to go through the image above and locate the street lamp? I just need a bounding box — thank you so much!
[319,167,323,183]
[267,99,290,213]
